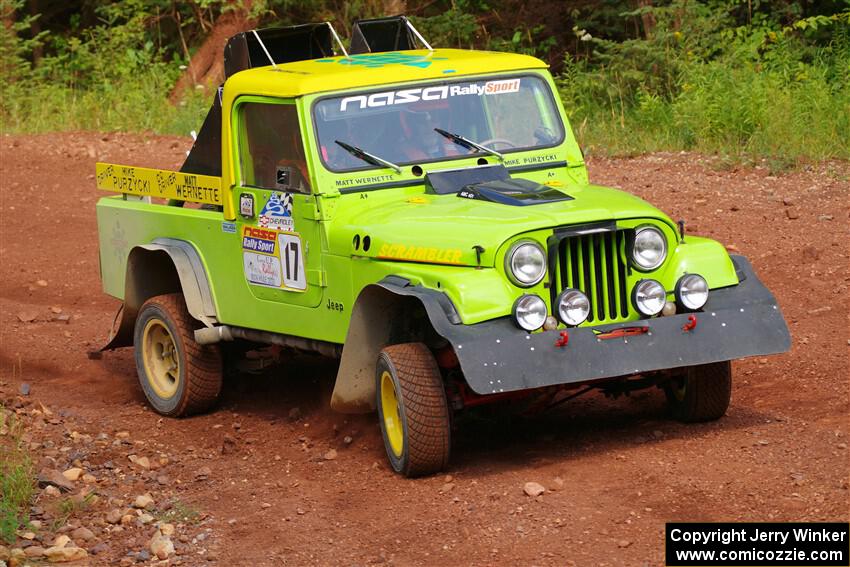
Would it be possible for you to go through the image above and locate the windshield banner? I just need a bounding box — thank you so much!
[337,78,521,112]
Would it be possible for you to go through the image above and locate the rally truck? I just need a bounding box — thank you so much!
[95,17,790,477]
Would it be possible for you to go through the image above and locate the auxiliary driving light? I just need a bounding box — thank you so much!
[512,294,548,331]
[632,279,666,317]
[556,288,591,326]
[675,273,709,310]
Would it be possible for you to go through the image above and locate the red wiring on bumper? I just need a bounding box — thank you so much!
[594,326,649,340]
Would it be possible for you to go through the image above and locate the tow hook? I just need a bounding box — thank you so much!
[555,331,569,347]
[682,314,698,332]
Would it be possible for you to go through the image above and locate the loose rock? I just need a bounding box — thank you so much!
[133,494,155,510]
[37,470,75,493]
[44,545,87,562]
[221,434,238,455]
[70,527,94,542]
[149,530,175,560]
[24,546,45,558]
[17,311,38,323]
[523,482,546,497]
[61,467,83,482]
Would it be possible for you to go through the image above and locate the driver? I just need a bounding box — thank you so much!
[398,108,458,161]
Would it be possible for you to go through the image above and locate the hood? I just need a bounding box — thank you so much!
[329,183,675,267]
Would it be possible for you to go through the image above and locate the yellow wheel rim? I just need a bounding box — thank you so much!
[380,370,404,457]
[141,318,180,399]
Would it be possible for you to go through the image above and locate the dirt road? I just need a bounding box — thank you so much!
[1,132,848,566]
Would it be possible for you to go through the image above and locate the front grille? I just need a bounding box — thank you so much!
[554,230,629,323]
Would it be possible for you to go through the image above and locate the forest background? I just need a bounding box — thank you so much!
[1,0,848,168]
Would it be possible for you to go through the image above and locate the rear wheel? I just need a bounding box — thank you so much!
[376,343,451,477]
[665,361,732,422]
[133,293,222,417]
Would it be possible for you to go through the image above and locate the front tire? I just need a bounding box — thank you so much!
[376,343,451,477]
[665,361,732,422]
[133,293,222,417]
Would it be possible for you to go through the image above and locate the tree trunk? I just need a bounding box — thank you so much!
[637,0,656,39]
[168,8,256,103]
[29,0,41,63]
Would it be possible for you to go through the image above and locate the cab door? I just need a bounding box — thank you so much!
[232,97,324,308]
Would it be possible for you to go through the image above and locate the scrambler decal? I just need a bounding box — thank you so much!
[241,226,306,291]
[258,192,294,231]
[377,243,463,265]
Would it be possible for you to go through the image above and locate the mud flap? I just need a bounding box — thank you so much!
[100,303,134,351]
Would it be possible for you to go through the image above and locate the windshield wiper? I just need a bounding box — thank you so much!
[334,140,401,173]
[434,128,504,161]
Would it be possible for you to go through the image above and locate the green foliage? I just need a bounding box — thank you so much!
[0,0,209,134]
[0,0,46,82]
[559,2,850,166]
[153,500,202,524]
[51,492,96,531]
[0,407,35,545]
[1,0,847,166]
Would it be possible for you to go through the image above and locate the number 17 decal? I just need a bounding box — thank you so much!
[278,233,307,290]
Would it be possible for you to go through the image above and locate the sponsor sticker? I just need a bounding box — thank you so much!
[339,78,524,111]
[241,226,277,254]
[243,252,282,288]
[239,193,254,218]
[278,233,306,290]
[258,192,294,232]
[221,222,236,234]
[240,226,306,292]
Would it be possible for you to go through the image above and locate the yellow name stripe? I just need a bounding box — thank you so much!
[96,163,223,206]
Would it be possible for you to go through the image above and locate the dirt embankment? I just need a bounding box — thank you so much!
[0,132,848,566]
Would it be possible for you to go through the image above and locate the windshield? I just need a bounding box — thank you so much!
[313,75,564,172]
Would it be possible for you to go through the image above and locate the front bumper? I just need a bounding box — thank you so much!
[423,255,791,395]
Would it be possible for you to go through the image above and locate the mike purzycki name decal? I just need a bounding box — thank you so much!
[665,522,849,566]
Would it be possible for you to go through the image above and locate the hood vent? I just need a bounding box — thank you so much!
[425,164,572,206]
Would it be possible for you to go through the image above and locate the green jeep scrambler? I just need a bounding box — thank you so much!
[96,18,791,476]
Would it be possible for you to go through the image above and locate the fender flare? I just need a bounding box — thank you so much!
[103,238,218,350]
[330,277,460,414]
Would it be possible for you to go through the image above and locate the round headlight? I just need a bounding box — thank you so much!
[632,279,666,316]
[512,294,547,331]
[556,288,590,326]
[506,241,547,287]
[632,226,667,271]
[676,274,709,310]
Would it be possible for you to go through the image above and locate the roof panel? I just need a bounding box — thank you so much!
[223,49,549,98]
